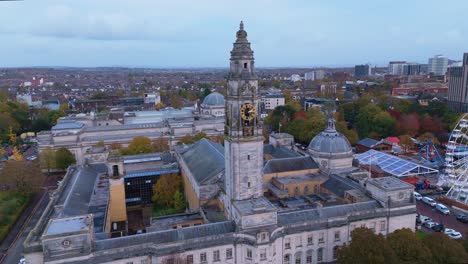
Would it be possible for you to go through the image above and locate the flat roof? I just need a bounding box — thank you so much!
[44,215,91,236]
[367,177,414,191]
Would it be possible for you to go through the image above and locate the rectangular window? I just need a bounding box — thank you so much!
[186,255,194,264]
[260,248,267,260]
[213,250,220,262]
[380,220,386,232]
[296,236,302,247]
[226,248,233,259]
[140,260,148,264]
[318,233,324,243]
[350,224,356,231]
[307,234,313,245]
[200,253,207,263]
[247,154,250,160]
[370,222,376,233]
[334,230,340,241]
[285,238,291,249]
[317,248,324,262]
[247,248,252,259]
[272,245,276,256]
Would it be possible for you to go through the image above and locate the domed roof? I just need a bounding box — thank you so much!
[202,92,225,107]
[308,118,352,155]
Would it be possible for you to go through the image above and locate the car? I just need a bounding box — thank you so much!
[448,231,463,239]
[422,196,437,207]
[455,213,468,223]
[431,224,444,232]
[413,191,423,201]
[417,215,432,224]
[424,221,438,228]
[435,203,450,215]
[444,228,456,235]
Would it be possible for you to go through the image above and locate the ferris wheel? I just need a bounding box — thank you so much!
[444,114,468,204]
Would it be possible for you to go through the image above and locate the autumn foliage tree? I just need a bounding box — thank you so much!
[120,136,154,155]
[55,147,76,170]
[337,227,398,264]
[387,228,432,264]
[399,135,414,153]
[152,173,184,210]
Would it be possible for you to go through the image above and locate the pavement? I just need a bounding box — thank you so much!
[416,199,468,236]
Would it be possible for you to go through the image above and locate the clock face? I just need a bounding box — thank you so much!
[240,103,256,121]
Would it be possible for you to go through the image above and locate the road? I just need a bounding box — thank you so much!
[416,199,468,235]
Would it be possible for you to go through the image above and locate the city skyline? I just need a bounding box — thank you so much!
[0,0,467,68]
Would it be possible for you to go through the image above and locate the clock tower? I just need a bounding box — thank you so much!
[224,21,264,201]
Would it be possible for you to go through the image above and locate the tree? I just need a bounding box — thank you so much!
[286,108,326,144]
[423,233,468,264]
[152,137,170,152]
[0,159,45,195]
[169,94,184,109]
[152,173,183,208]
[397,113,420,136]
[154,102,165,110]
[356,104,381,138]
[264,105,297,132]
[399,135,414,153]
[372,111,395,138]
[120,136,153,155]
[387,228,432,264]
[40,147,56,175]
[337,228,398,264]
[418,132,439,145]
[55,147,76,170]
[95,140,105,148]
[110,142,122,150]
[177,132,209,145]
[336,120,359,145]
[173,190,186,211]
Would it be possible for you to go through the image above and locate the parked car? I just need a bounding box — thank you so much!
[435,203,450,215]
[413,191,423,201]
[419,215,432,224]
[431,224,444,232]
[424,221,438,229]
[444,228,456,235]
[422,196,437,207]
[448,231,463,239]
[455,213,468,223]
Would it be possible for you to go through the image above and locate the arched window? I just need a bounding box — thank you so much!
[244,62,248,69]
[294,186,300,196]
[317,248,324,262]
[333,246,339,260]
[284,254,291,264]
[306,250,313,264]
[314,185,319,194]
[294,252,302,264]
[304,185,309,195]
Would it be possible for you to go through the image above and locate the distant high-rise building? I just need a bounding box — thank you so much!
[448,53,468,112]
[428,55,449,75]
[402,63,424,75]
[354,64,370,78]
[304,70,325,81]
[388,61,406,75]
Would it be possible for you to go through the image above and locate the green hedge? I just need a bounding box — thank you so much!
[0,191,30,243]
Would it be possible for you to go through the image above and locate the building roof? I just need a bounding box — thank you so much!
[308,118,352,155]
[278,200,381,226]
[263,156,318,174]
[201,92,225,107]
[263,144,301,159]
[355,150,439,177]
[52,121,84,131]
[322,174,364,198]
[180,138,225,185]
[44,215,91,236]
[356,138,381,148]
[367,177,414,191]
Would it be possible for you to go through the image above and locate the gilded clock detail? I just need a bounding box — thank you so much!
[240,103,256,121]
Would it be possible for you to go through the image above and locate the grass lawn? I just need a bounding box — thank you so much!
[0,191,29,242]
[416,230,427,240]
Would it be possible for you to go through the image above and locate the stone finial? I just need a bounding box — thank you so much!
[240,20,244,31]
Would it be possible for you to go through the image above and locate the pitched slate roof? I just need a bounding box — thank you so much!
[356,138,380,148]
[263,144,301,159]
[180,138,225,185]
[263,156,319,174]
[321,174,364,198]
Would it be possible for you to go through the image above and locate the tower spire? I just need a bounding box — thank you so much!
[240,20,244,31]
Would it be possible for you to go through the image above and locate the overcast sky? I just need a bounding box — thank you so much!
[0,0,467,68]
